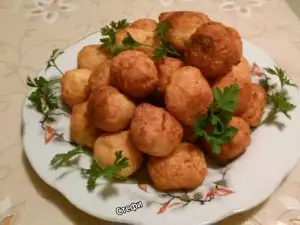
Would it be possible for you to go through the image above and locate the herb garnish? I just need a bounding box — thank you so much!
[152,23,182,60]
[259,67,297,128]
[26,49,65,124]
[50,146,129,191]
[194,84,239,154]
[100,20,182,60]
[45,48,64,75]
[100,19,130,50]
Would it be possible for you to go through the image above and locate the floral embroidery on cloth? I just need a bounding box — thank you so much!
[219,0,267,18]
[26,0,78,24]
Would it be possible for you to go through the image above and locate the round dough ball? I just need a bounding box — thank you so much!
[202,117,251,163]
[129,18,157,32]
[155,56,185,94]
[60,68,91,107]
[87,86,136,132]
[212,57,252,115]
[130,103,183,157]
[88,59,111,91]
[165,66,213,126]
[158,11,210,52]
[240,83,267,127]
[71,102,101,149]
[94,131,143,177]
[111,50,159,98]
[185,21,243,78]
[147,142,207,191]
[116,28,159,57]
[77,45,109,70]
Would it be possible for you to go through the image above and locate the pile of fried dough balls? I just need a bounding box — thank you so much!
[60,11,267,191]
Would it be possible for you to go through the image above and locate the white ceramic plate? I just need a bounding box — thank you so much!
[22,32,300,225]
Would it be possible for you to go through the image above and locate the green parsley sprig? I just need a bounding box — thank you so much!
[26,76,61,123]
[100,20,182,60]
[194,84,240,154]
[259,67,297,128]
[50,146,129,191]
[45,48,64,75]
[100,19,130,51]
[152,23,182,60]
[26,48,65,124]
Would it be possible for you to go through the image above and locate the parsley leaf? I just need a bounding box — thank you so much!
[259,66,297,128]
[212,84,239,112]
[45,48,64,75]
[194,84,239,154]
[99,20,183,60]
[81,151,129,191]
[100,19,130,50]
[110,33,142,56]
[52,148,129,191]
[26,76,61,122]
[50,146,86,169]
[153,23,183,60]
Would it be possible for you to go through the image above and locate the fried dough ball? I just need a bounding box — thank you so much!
[147,143,207,191]
[116,28,159,57]
[87,86,136,132]
[88,59,111,91]
[239,83,267,127]
[71,102,101,149]
[110,50,159,98]
[212,57,252,115]
[94,131,143,177]
[60,68,91,107]
[185,21,243,78]
[77,45,109,70]
[129,18,157,32]
[165,66,213,126]
[158,11,210,52]
[155,57,185,94]
[130,103,183,157]
[202,117,251,163]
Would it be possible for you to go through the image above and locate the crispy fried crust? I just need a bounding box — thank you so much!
[130,103,183,157]
[147,142,207,191]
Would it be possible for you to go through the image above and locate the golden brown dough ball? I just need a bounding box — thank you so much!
[94,131,143,177]
[147,142,207,191]
[71,102,101,149]
[158,11,210,52]
[130,103,183,157]
[185,21,243,78]
[129,18,157,32]
[88,59,111,91]
[87,86,136,132]
[165,66,213,126]
[202,117,251,163]
[60,68,91,107]
[77,45,109,70]
[110,50,159,98]
[212,57,252,115]
[155,57,185,94]
[239,83,267,127]
[116,28,159,57]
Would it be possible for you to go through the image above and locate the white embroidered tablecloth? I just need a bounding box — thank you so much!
[1,0,300,224]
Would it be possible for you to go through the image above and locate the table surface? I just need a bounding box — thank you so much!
[1,0,300,225]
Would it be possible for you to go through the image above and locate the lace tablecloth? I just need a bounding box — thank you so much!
[1,0,300,224]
